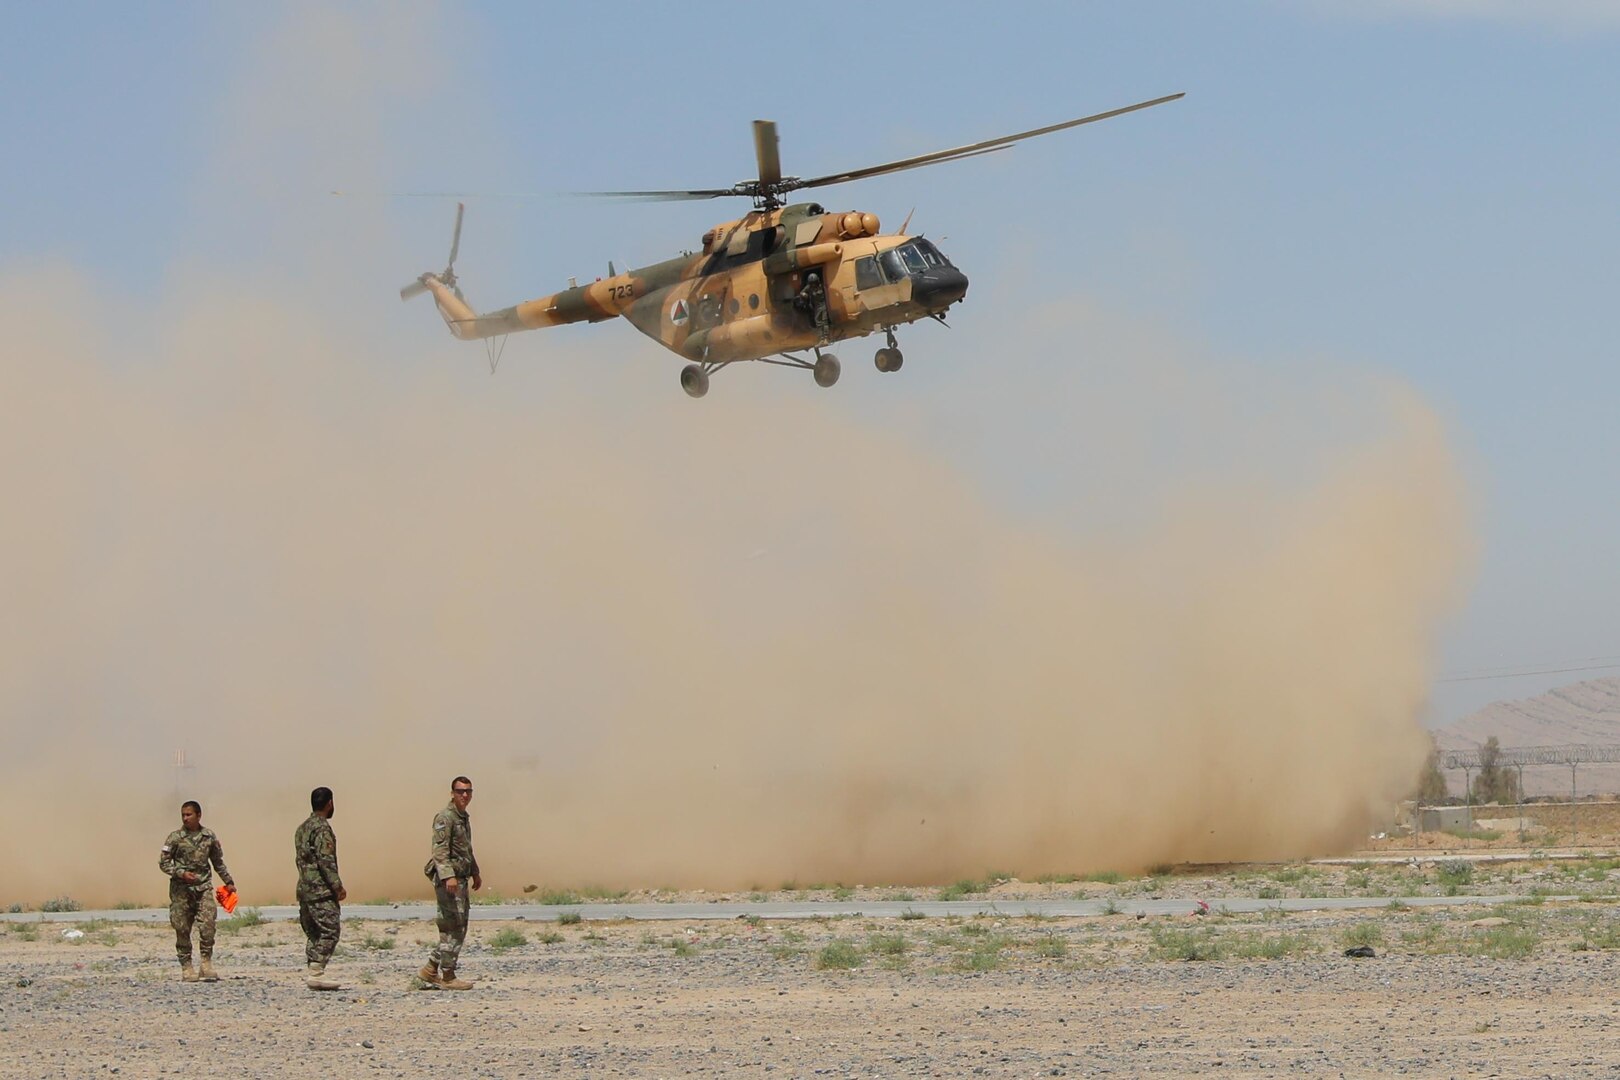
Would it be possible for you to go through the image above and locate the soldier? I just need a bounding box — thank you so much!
[420,775,480,990]
[294,786,346,991]
[157,800,235,983]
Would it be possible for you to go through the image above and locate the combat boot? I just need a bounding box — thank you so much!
[305,963,340,991]
[417,963,442,987]
[438,968,473,991]
[180,960,198,983]
[199,958,219,982]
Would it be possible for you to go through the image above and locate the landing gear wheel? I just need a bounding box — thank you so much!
[813,353,841,388]
[680,364,710,398]
[874,347,904,373]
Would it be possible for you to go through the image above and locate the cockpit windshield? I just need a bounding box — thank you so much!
[879,239,953,281]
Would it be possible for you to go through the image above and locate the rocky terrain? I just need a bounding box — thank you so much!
[9,865,1620,1078]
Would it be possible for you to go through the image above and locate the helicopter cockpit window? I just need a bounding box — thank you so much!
[878,249,905,282]
[909,239,952,268]
[855,256,884,291]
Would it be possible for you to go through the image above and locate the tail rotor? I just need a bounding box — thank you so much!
[400,202,466,301]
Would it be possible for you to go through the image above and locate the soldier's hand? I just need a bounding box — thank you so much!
[444,877,459,895]
[471,874,482,892]
[181,872,198,883]
[337,887,347,903]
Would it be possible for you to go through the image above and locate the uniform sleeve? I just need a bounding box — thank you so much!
[317,823,343,896]
[159,833,183,880]
[210,836,235,890]
[431,811,455,880]
[468,824,481,879]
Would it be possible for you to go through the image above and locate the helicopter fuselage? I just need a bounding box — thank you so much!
[420,202,967,366]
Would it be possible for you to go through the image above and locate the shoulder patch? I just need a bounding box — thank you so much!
[160,845,171,853]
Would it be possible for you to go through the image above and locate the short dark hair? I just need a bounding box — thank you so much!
[181,800,201,816]
[452,776,472,789]
[310,786,333,812]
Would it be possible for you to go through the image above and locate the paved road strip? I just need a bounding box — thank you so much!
[0,895,1561,924]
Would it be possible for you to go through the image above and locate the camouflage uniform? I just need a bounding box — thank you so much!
[293,812,344,966]
[423,802,479,974]
[158,826,234,963]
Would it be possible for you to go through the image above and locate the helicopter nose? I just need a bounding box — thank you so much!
[912,267,968,310]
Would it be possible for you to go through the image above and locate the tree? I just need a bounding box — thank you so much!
[1471,736,1520,805]
[1414,736,1449,803]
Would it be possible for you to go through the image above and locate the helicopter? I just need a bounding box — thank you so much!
[400,93,1183,399]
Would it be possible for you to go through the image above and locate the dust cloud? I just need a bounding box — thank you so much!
[0,261,1470,906]
[0,5,1471,906]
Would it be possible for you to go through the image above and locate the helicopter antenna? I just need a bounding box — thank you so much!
[898,207,915,236]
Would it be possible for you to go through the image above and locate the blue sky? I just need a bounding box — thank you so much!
[4,1,1617,727]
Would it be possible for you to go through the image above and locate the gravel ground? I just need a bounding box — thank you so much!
[7,900,1620,1078]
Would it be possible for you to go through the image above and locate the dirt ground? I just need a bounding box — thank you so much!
[8,895,1620,1078]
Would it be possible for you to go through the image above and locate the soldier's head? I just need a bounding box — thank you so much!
[450,776,473,811]
[311,786,334,819]
[180,801,202,830]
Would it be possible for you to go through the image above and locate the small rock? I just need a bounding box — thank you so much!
[361,1040,374,1049]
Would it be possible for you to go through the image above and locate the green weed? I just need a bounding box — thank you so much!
[1149,927,1223,962]
[815,940,863,970]
[1341,923,1384,950]
[487,928,526,953]
[557,910,582,926]
[219,908,264,933]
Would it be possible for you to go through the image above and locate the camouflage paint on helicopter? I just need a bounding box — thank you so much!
[402,94,1182,397]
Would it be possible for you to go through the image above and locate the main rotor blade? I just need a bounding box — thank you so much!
[570,188,737,202]
[753,120,783,188]
[789,92,1184,192]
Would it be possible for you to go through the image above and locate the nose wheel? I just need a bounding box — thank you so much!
[680,364,710,398]
[874,347,904,373]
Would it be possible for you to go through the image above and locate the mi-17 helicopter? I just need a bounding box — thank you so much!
[400,93,1182,399]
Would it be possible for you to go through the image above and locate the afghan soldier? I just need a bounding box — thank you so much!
[420,775,480,990]
[294,786,346,991]
[158,800,235,983]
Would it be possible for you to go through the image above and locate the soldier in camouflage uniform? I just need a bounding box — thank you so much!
[294,786,346,991]
[420,776,480,990]
[158,800,235,983]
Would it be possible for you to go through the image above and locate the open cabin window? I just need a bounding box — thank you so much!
[855,256,884,290]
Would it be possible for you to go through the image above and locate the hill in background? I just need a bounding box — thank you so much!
[1433,677,1620,797]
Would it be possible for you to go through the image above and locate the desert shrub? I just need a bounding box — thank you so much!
[815,940,863,970]
[1341,923,1384,950]
[40,896,81,913]
[533,889,583,906]
[1032,934,1067,958]
[1437,861,1475,894]
[360,934,396,951]
[867,933,908,956]
[1467,925,1537,959]
[1081,871,1123,885]
[1231,933,1310,960]
[1149,927,1223,962]
[536,930,563,944]
[219,908,264,933]
[557,910,582,925]
[937,879,989,901]
[487,928,526,953]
